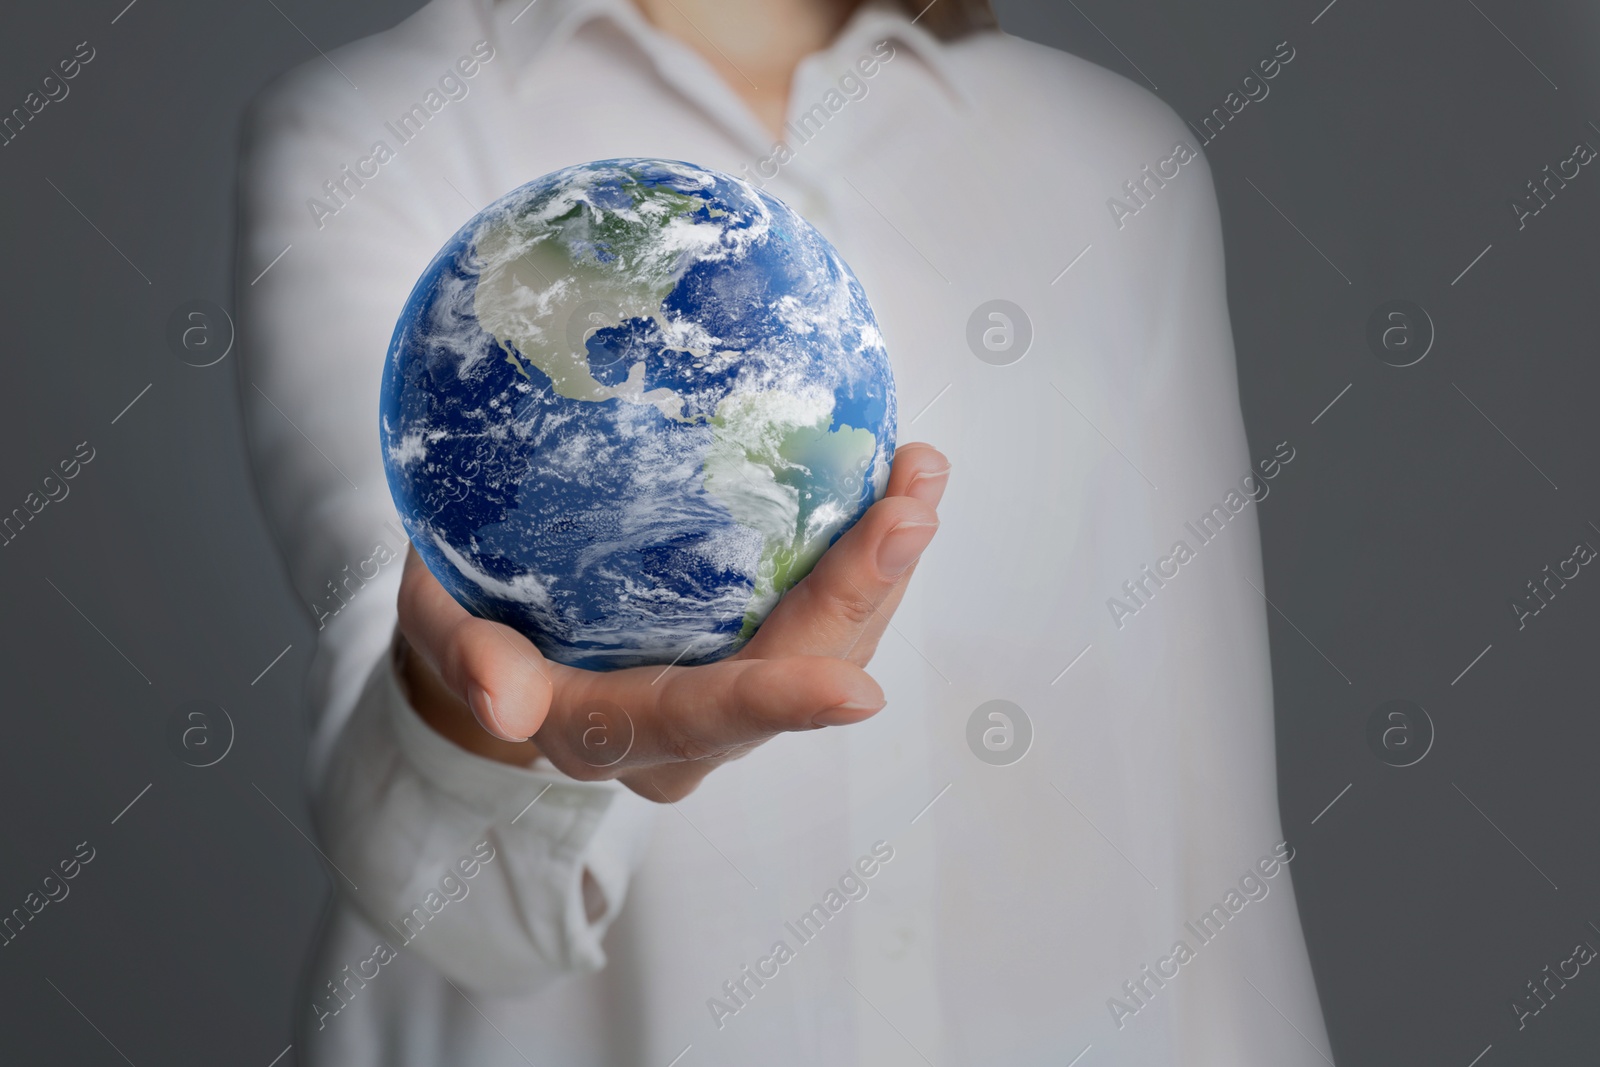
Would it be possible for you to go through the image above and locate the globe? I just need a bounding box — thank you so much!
[380,159,897,671]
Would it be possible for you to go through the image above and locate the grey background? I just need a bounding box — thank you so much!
[0,0,1596,1064]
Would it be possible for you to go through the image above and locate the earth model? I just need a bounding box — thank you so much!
[380,159,896,671]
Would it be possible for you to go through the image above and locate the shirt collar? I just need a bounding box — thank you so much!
[827,0,972,107]
[494,0,662,63]
[489,0,971,111]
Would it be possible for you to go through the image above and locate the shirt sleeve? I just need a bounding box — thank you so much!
[321,631,658,993]
[234,56,657,995]
[1102,105,1334,1058]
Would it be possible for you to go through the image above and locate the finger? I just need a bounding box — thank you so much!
[858,443,950,639]
[620,761,723,805]
[885,441,952,507]
[662,655,885,735]
[539,655,883,778]
[743,443,946,661]
[617,736,765,803]
[396,546,559,742]
[742,494,940,663]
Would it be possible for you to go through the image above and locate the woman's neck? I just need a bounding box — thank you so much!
[632,0,858,138]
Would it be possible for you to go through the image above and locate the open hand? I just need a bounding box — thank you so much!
[395,442,948,802]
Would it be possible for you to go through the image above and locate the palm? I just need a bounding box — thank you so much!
[396,442,948,801]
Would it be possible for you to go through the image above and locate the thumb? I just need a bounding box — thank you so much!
[395,546,556,741]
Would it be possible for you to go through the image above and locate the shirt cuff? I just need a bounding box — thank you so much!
[315,640,656,991]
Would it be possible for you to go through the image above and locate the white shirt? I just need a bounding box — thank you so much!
[237,1,1332,1063]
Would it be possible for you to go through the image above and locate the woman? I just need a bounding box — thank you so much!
[238,0,1331,1062]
